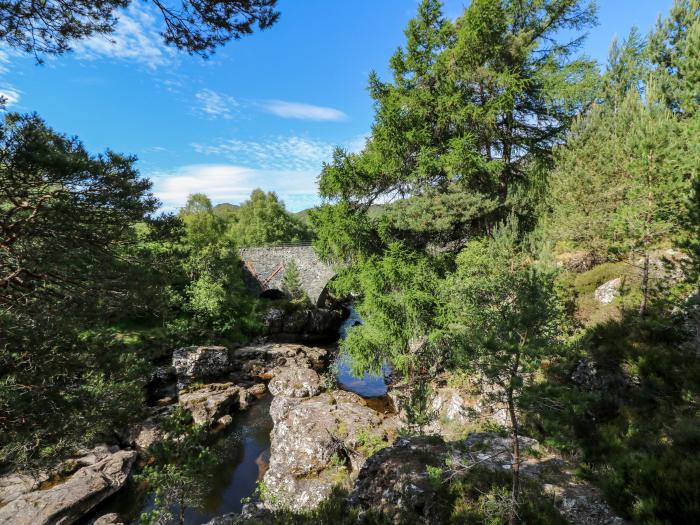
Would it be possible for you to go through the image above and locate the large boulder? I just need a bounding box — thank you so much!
[351,435,448,523]
[0,472,49,506]
[556,251,598,272]
[172,346,233,389]
[264,389,397,511]
[262,307,343,343]
[231,343,328,379]
[351,433,625,525]
[594,278,622,304]
[179,383,251,427]
[0,447,135,525]
[268,367,323,398]
[117,406,170,453]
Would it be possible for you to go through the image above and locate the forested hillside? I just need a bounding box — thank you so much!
[0,0,698,524]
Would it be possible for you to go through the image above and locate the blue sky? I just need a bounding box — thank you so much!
[0,0,674,212]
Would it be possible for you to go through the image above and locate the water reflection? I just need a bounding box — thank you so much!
[83,395,273,525]
[335,305,391,398]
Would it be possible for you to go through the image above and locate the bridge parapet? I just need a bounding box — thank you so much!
[238,245,336,306]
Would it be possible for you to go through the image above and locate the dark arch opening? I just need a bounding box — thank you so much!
[260,288,287,300]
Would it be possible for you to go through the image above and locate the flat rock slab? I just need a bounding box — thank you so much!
[179,383,250,426]
[0,449,135,525]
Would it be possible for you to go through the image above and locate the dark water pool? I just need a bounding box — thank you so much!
[335,305,391,398]
[84,394,273,525]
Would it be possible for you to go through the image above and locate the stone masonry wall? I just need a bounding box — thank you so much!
[238,246,336,306]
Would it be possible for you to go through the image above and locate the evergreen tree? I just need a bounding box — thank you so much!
[444,220,562,525]
[316,0,598,254]
[282,260,306,302]
[648,0,700,114]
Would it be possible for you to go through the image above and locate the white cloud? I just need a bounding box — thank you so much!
[0,87,20,106]
[345,133,369,154]
[149,164,319,212]
[74,6,172,69]
[263,100,347,121]
[192,135,335,171]
[194,89,239,119]
[0,49,10,75]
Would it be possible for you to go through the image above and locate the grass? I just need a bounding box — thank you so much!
[559,262,642,327]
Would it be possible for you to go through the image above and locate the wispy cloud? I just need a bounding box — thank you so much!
[194,89,239,119]
[150,163,319,212]
[0,86,20,106]
[0,48,21,107]
[192,135,335,171]
[262,100,347,121]
[74,6,172,69]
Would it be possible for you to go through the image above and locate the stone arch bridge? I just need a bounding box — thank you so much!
[238,243,336,306]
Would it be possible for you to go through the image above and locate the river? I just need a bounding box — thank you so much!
[85,305,387,524]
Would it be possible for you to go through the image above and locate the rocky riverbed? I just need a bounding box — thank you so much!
[0,312,628,525]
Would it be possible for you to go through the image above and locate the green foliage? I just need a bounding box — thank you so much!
[315,0,599,255]
[0,113,162,469]
[282,261,307,303]
[445,220,563,399]
[0,112,159,308]
[355,427,388,457]
[400,376,438,436]
[0,0,279,60]
[136,406,216,525]
[0,316,149,468]
[309,200,381,264]
[526,313,700,524]
[333,242,446,376]
[168,193,261,343]
[230,189,311,247]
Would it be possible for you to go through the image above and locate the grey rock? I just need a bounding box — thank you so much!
[0,448,135,525]
[179,383,247,426]
[173,346,232,389]
[267,367,323,398]
[91,513,123,525]
[571,358,629,391]
[247,383,267,398]
[282,309,309,333]
[262,307,285,333]
[594,278,622,304]
[264,390,396,511]
[350,433,626,525]
[0,472,48,506]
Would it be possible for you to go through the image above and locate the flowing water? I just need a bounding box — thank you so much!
[86,305,389,524]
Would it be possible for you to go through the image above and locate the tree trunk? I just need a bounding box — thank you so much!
[639,157,654,318]
[507,386,520,525]
[178,494,186,525]
[507,342,523,525]
[639,251,650,318]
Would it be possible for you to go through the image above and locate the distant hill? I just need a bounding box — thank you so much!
[295,203,389,222]
[214,203,240,213]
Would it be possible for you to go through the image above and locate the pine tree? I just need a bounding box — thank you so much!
[317,0,598,253]
[282,260,306,302]
[444,220,562,525]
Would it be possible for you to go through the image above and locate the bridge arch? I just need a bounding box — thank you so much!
[238,244,336,307]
